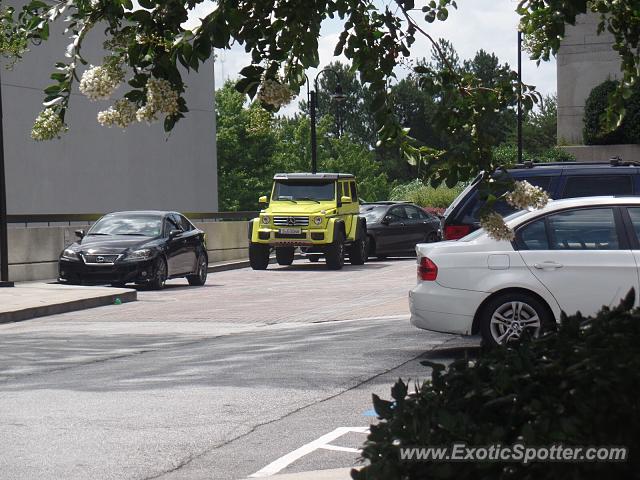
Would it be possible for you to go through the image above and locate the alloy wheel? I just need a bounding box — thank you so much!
[489,301,541,344]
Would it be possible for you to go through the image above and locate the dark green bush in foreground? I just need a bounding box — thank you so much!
[353,292,640,480]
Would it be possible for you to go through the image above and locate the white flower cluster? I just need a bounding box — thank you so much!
[31,108,67,141]
[505,180,549,210]
[136,78,179,123]
[257,79,292,108]
[79,64,125,101]
[97,99,137,128]
[480,212,515,242]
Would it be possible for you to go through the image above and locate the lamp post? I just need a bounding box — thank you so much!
[0,68,13,287]
[517,30,523,165]
[307,68,346,174]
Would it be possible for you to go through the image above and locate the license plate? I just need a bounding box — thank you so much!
[279,228,301,235]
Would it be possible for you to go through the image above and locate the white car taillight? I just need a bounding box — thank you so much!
[417,256,438,281]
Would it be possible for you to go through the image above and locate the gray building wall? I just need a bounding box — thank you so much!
[1,13,217,215]
[557,12,621,145]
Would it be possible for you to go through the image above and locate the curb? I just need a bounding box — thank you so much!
[0,289,137,324]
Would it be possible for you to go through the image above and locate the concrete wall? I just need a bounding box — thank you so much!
[557,12,621,145]
[561,144,640,162]
[8,221,248,282]
[1,2,218,214]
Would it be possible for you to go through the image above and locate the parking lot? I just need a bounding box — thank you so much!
[0,258,474,480]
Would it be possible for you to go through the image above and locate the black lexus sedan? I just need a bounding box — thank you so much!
[59,211,208,289]
[359,202,441,259]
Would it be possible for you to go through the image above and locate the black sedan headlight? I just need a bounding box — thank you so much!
[122,248,155,262]
[61,248,80,261]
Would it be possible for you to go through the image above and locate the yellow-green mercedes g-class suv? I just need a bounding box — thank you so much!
[248,173,367,270]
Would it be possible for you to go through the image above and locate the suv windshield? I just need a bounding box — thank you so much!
[273,181,335,201]
[89,215,163,237]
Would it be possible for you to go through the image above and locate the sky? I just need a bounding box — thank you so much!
[188,0,557,109]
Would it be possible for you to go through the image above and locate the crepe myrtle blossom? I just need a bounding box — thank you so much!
[480,180,549,241]
[97,99,137,128]
[256,79,292,108]
[135,78,179,123]
[30,108,67,141]
[79,63,125,101]
[480,211,515,242]
[505,180,550,210]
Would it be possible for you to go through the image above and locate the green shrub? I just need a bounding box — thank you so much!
[390,180,463,208]
[493,144,575,166]
[584,79,640,145]
[353,292,640,480]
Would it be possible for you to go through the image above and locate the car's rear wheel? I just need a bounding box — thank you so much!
[149,257,168,290]
[249,242,270,270]
[480,292,551,347]
[276,247,295,266]
[187,254,208,286]
[325,233,345,270]
[348,238,366,265]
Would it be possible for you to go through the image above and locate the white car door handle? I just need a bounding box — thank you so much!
[533,261,563,270]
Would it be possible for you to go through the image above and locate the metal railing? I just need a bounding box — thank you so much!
[7,211,259,227]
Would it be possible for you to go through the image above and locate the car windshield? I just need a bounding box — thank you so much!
[88,215,163,237]
[273,181,335,201]
[359,205,387,223]
[460,210,529,242]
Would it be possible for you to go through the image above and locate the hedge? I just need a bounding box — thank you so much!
[584,79,640,145]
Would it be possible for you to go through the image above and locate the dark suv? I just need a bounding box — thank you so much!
[443,159,640,240]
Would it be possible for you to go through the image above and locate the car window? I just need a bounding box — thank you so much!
[517,218,549,250]
[359,205,387,223]
[404,206,424,220]
[561,175,633,198]
[179,215,194,231]
[350,181,358,200]
[88,214,162,237]
[625,208,640,241]
[164,216,181,237]
[388,206,408,220]
[547,208,619,250]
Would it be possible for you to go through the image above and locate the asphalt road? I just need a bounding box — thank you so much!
[0,258,478,480]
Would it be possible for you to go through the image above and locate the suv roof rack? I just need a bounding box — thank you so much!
[513,157,640,169]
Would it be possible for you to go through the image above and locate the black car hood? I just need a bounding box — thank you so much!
[75,235,158,254]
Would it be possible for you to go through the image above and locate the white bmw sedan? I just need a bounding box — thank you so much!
[409,197,640,346]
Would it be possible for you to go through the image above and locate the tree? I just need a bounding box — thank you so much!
[3,0,637,236]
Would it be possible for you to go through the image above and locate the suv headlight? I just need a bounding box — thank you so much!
[61,248,79,261]
[124,249,153,261]
[261,215,270,225]
[313,216,323,225]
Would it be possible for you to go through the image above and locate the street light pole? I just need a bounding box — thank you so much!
[0,68,14,287]
[517,30,523,165]
[306,68,346,175]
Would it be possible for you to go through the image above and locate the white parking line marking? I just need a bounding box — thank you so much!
[319,444,362,453]
[249,427,369,478]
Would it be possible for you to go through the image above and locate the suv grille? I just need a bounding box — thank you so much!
[273,216,309,226]
[82,254,120,264]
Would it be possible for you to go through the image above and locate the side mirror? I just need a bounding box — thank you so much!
[341,195,352,204]
[259,195,268,204]
[381,216,391,225]
[169,229,182,239]
[75,229,85,239]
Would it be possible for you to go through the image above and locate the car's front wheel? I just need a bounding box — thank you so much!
[187,254,208,286]
[480,292,551,347]
[149,257,168,290]
[325,235,345,270]
[249,242,270,270]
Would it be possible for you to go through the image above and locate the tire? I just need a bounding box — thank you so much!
[348,238,366,265]
[366,236,376,260]
[187,254,208,286]
[276,247,295,266]
[149,257,168,290]
[325,233,345,270]
[308,255,320,263]
[480,292,552,347]
[249,242,270,270]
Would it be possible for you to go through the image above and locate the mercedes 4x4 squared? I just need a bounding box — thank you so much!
[248,173,367,270]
